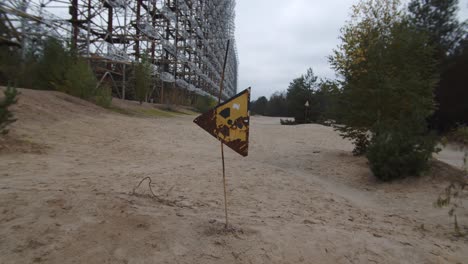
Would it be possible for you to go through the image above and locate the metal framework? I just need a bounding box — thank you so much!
[0,0,238,102]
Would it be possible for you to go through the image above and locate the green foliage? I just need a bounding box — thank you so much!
[329,0,405,154]
[194,95,217,113]
[408,0,467,58]
[283,69,341,124]
[22,38,97,100]
[94,85,113,108]
[0,86,18,135]
[409,0,468,132]
[367,121,437,181]
[36,38,73,90]
[0,47,21,85]
[329,0,438,180]
[251,96,268,115]
[17,52,40,89]
[251,74,339,122]
[0,37,112,109]
[313,80,341,123]
[133,56,153,104]
[60,58,97,99]
[0,47,39,89]
[286,76,309,123]
[266,92,288,117]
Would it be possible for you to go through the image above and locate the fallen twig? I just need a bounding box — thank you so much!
[132,177,192,208]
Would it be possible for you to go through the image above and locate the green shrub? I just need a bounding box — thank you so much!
[194,95,216,113]
[0,46,39,89]
[59,58,96,99]
[94,85,113,108]
[133,56,152,104]
[36,38,73,90]
[0,86,18,135]
[329,1,438,159]
[0,47,21,86]
[366,126,437,181]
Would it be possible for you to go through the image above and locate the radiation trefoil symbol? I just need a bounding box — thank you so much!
[194,88,251,157]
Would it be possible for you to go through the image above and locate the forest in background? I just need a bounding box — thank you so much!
[251,0,467,134]
[250,0,467,182]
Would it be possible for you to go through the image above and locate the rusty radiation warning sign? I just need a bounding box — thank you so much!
[194,88,251,157]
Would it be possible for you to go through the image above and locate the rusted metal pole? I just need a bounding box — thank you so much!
[218,39,230,229]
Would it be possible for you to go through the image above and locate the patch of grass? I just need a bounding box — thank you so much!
[108,105,177,118]
[135,108,174,118]
[178,109,198,115]
[108,106,136,116]
[194,95,216,113]
[93,86,113,108]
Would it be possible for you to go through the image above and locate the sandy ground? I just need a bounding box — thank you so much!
[1,88,467,264]
[436,144,467,171]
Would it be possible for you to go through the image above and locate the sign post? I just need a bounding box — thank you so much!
[194,40,250,229]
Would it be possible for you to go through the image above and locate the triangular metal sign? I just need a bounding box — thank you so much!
[194,88,250,157]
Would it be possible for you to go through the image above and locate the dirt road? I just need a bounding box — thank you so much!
[0,89,467,263]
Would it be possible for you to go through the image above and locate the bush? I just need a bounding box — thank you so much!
[366,125,437,181]
[60,58,97,99]
[0,46,39,89]
[0,47,21,86]
[194,95,216,113]
[94,85,113,108]
[0,86,18,135]
[329,1,438,159]
[36,38,73,90]
[133,57,152,104]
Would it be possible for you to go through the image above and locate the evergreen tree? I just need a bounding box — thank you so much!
[329,0,438,180]
[60,58,97,99]
[251,96,268,115]
[133,56,153,104]
[315,80,341,123]
[36,38,73,90]
[266,92,288,117]
[0,86,18,135]
[409,0,468,131]
[329,0,404,155]
[286,68,318,123]
[408,0,467,58]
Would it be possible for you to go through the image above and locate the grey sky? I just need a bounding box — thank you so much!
[235,0,468,100]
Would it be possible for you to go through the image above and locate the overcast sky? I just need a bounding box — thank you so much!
[235,0,468,99]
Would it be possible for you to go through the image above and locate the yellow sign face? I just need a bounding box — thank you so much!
[194,88,250,157]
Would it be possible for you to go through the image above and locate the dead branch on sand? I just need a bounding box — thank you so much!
[132,177,191,208]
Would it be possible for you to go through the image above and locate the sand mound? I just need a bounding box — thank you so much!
[6,88,107,124]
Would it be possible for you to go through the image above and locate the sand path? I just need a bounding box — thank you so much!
[0,89,467,263]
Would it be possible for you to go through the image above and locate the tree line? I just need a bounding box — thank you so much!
[251,69,339,124]
[0,35,214,110]
[251,0,467,181]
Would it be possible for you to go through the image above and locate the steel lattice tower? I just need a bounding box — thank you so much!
[0,0,239,102]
